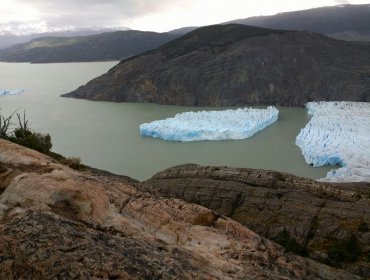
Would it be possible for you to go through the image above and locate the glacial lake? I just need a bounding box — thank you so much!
[0,61,334,181]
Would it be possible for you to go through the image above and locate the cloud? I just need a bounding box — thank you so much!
[3,0,367,32]
[15,0,188,27]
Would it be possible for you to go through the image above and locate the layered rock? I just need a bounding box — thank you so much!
[141,164,370,277]
[64,24,370,106]
[0,139,361,279]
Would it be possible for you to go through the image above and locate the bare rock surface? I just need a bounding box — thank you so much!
[0,139,361,279]
[141,164,370,277]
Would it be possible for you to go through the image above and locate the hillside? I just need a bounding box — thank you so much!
[228,4,370,41]
[0,30,177,63]
[63,24,370,107]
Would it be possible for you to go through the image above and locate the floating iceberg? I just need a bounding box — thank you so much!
[296,101,370,182]
[140,106,279,141]
[0,89,24,97]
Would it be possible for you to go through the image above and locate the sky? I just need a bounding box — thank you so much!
[0,0,369,34]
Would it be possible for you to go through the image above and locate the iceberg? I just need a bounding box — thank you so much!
[296,101,370,182]
[0,89,24,96]
[140,106,279,141]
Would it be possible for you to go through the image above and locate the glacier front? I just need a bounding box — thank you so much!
[0,89,24,97]
[140,106,279,141]
[296,101,370,182]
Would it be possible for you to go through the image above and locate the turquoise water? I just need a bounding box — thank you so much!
[0,62,333,180]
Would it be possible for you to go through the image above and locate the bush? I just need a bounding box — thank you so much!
[62,157,82,170]
[0,111,53,155]
[9,130,52,154]
[13,127,31,138]
[0,112,14,138]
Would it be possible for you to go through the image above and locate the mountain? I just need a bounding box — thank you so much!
[228,4,370,41]
[63,24,370,107]
[168,5,370,41]
[167,26,199,36]
[0,30,177,63]
[0,27,129,49]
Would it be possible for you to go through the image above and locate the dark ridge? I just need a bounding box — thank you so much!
[155,24,290,59]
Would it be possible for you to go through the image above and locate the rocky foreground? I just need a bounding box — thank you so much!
[141,165,370,277]
[0,139,368,279]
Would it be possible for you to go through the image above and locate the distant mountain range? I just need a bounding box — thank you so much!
[169,4,370,41]
[63,24,370,106]
[0,31,177,63]
[1,4,370,64]
[0,27,129,50]
[167,26,199,36]
[227,4,370,41]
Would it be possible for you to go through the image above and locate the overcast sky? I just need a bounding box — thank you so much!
[1,0,369,33]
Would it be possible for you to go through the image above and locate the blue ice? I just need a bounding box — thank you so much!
[296,101,370,182]
[140,106,279,142]
[0,89,24,96]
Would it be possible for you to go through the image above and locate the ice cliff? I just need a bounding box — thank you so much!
[140,106,279,141]
[296,101,370,182]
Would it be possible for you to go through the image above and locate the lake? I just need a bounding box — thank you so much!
[0,61,334,180]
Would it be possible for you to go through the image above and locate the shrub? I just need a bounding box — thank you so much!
[0,113,14,138]
[9,131,52,154]
[13,127,32,138]
[1,110,53,155]
[62,157,83,170]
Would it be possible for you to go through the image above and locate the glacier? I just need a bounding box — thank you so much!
[0,89,24,96]
[140,106,279,141]
[296,101,370,182]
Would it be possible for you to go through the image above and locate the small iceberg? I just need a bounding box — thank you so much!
[296,101,370,182]
[140,106,279,141]
[0,89,24,97]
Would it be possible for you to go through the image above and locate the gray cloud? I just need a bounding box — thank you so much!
[16,0,187,27]
[334,0,350,4]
